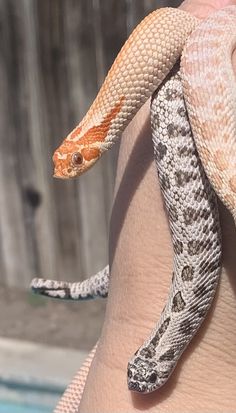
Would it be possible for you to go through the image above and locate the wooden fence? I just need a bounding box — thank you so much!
[0,0,180,289]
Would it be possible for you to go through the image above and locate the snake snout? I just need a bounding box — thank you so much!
[127,359,161,393]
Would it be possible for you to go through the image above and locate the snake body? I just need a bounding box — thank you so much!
[31,265,109,299]
[127,67,221,392]
[54,344,97,413]
[51,8,198,179]
[181,6,236,216]
[30,5,236,406]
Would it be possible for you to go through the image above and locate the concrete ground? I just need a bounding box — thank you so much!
[0,284,106,351]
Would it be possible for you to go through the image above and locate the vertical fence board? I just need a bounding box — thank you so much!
[0,0,35,286]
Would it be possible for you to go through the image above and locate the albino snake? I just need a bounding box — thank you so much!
[31,5,236,410]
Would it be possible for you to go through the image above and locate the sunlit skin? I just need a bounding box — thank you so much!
[78,0,236,412]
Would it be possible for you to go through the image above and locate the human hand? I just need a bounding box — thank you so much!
[80,1,236,411]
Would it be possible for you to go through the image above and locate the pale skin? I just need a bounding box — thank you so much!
[79,0,236,411]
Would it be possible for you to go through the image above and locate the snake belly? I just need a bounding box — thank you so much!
[127,67,222,393]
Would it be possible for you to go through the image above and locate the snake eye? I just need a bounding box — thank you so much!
[72,152,83,166]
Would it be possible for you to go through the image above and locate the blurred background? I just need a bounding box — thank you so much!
[0,0,180,411]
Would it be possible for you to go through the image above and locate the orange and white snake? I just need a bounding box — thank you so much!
[31,5,236,410]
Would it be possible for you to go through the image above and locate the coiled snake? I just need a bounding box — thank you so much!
[31,5,236,410]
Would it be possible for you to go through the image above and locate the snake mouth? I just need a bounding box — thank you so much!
[127,376,158,393]
[127,380,144,392]
[53,167,79,179]
[53,173,68,179]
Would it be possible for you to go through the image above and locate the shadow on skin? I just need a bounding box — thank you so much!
[109,111,154,266]
[219,200,236,298]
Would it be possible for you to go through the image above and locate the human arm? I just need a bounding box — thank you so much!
[79,1,236,411]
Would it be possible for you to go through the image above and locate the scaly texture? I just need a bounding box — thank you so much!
[54,344,97,413]
[181,6,236,218]
[52,8,198,179]
[31,265,109,300]
[127,67,221,392]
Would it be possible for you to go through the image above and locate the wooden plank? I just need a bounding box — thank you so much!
[19,0,64,283]
[0,0,33,286]
[34,0,84,281]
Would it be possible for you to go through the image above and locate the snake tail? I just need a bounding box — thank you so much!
[31,265,109,300]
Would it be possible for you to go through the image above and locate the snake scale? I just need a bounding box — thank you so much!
[30,5,236,409]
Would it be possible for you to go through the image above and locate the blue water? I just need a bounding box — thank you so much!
[0,376,63,412]
[0,401,51,413]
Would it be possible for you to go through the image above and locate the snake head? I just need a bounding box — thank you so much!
[53,140,101,179]
[53,96,125,179]
[127,356,172,393]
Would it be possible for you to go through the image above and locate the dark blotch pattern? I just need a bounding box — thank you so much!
[167,123,179,138]
[172,291,186,312]
[140,318,171,359]
[150,318,171,347]
[179,319,193,335]
[181,265,194,281]
[178,145,196,157]
[159,348,175,361]
[190,304,208,319]
[140,345,156,359]
[64,287,73,299]
[165,87,181,101]
[175,170,191,186]
[199,258,220,274]
[173,239,183,254]
[180,126,189,136]
[200,208,211,220]
[149,372,158,383]
[168,205,178,222]
[183,207,196,225]
[194,187,208,202]
[156,142,167,161]
[188,240,205,255]
[193,282,215,299]
[160,174,171,191]
[177,106,185,117]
